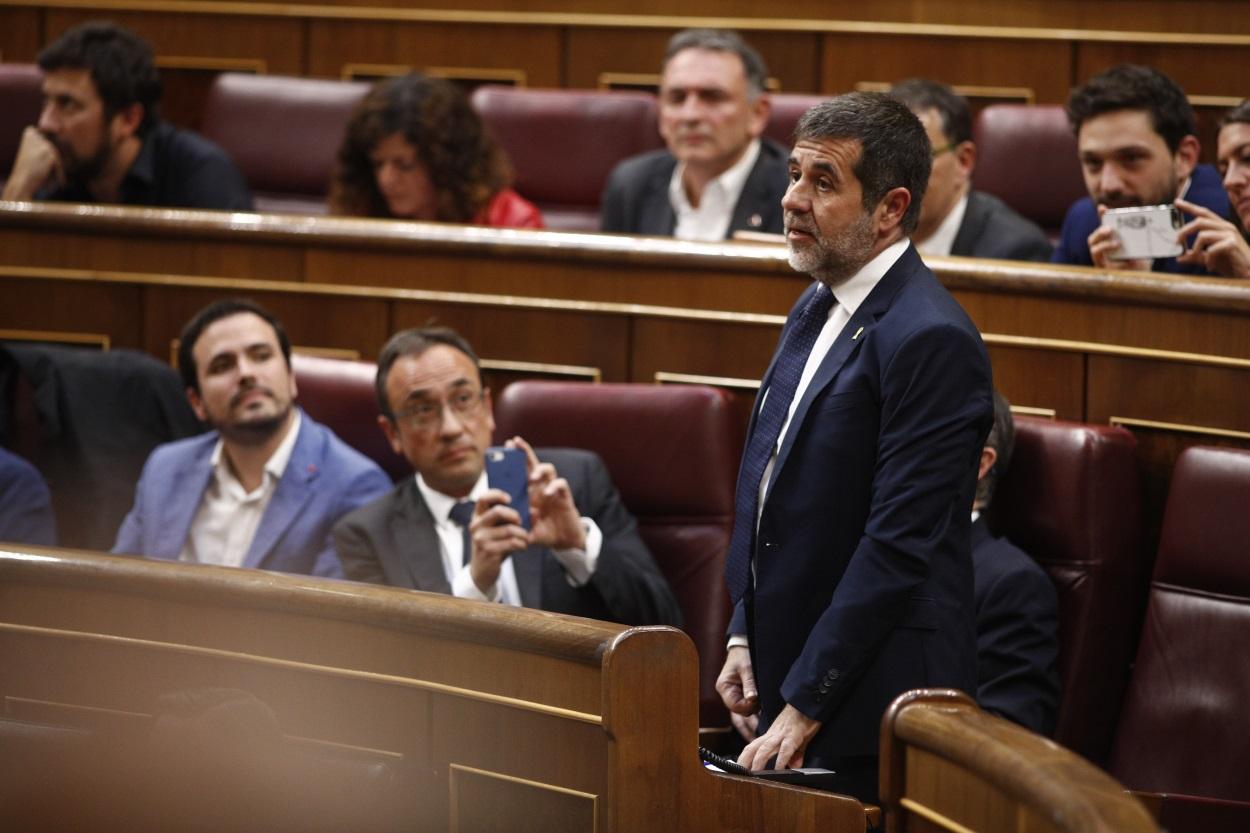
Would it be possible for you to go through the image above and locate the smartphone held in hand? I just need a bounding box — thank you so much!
[1101,204,1184,260]
[485,446,530,529]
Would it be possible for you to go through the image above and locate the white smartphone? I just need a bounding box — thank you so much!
[1101,204,1184,260]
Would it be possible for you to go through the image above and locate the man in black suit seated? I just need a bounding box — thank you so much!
[889,79,1052,262]
[599,28,788,240]
[971,392,1061,735]
[2,21,251,210]
[333,327,682,627]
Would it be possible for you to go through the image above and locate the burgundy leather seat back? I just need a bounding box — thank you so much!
[763,93,826,148]
[989,417,1144,765]
[290,354,407,483]
[972,104,1087,237]
[201,73,371,214]
[1110,445,1250,802]
[0,64,43,183]
[470,86,662,231]
[493,381,742,728]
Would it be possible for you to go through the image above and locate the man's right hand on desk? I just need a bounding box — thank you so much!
[1,127,63,201]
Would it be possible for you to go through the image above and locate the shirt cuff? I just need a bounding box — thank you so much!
[551,517,601,587]
[452,564,502,603]
[727,634,750,650]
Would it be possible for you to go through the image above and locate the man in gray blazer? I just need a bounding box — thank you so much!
[890,79,1053,262]
[332,327,681,627]
[600,28,788,240]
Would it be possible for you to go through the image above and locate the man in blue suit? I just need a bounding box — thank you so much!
[1052,64,1231,274]
[113,299,391,577]
[716,93,993,802]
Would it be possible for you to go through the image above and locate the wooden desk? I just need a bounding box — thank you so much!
[0,546,870,832]
[3,201,1250,532]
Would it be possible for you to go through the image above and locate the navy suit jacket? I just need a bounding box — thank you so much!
[1051,163,1230,273]
[971,517,1061,735]
[112,411,391,577]
[599,139,789,238]
[333,447,683,627]
[729,243,993,760]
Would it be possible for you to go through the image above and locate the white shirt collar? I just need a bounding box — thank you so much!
[829,237,911,314]
[668,139,762,240]
[416,470,488,527]
[208,409,302,497]
[915,192,969,258]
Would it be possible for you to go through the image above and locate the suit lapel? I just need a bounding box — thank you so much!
[950,191,986,257]
[767,246,918,500]
[392,480,452,593]
[160,442,215,559]
[640,166,677,236]
[243,417,317,569]
[727,143,774,235]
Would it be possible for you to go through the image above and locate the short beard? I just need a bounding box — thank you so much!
[58,134,113,185]
[786,211,877,286]
[214,406,293,447]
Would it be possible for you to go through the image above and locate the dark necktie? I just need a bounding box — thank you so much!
[725,283,836,601]
[448,500,475,566]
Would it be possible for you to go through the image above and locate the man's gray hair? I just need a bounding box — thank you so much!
[663,28,769,99]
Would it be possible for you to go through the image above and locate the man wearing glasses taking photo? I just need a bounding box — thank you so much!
[333,327,681,626]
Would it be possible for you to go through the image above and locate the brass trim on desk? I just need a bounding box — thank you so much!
[449,764,599,833]
[857,81,1034,104]
[482,359,601,381]
[654,371,760,391]
[426,66,526,86]
[981,333,1250,370]
[0,328,111,349]
[1010,406,1057,419]
[899,797,977,833]
[1109,417,1250,442]
[0,622,604,725]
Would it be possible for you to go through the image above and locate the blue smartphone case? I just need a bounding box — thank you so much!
[485,447,530,529]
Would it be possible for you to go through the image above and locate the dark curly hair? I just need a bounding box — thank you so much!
[1066,64,1194,154]
[329,74,511,221]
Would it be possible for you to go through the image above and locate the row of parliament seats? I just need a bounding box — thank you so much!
[0,65,1087,235]
[5,344,1246,830]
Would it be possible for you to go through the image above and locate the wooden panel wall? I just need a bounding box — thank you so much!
[4,0,1249,155]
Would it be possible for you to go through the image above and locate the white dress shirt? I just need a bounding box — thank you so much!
[669,139,762,241]
[417,471,603,606]
[180,410,302,568]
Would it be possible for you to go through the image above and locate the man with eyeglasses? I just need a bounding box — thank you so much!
[113,298,391,576]
[888,79,1052,262]
[332,327,682,626]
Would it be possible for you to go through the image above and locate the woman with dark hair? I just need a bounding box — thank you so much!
[329,74,543,228]
[1176,98,1250,278]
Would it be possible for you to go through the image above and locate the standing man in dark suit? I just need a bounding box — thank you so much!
[599,28,788,240]
[715,93,993,803]
[333,327,681,627]
[888,79,1052,262]
[971,392,1060,736]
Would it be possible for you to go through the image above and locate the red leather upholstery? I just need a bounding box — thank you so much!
[988,416,1144,765]
[763,93,826,148]
[1110,446,1250,804]
[469,86,662,231]
[972,104,1087,238]
[492,381,743,728]
[200,73,371,214]
[0,64,43,185]
[290,354,406,483]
